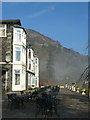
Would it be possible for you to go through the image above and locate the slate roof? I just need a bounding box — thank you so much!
[0,19,27,34]
[0,19,21,26]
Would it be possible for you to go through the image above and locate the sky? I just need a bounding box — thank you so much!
[1,2,88,55]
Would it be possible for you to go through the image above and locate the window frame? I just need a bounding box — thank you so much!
[17,29,21,41]
[29,50,31,59]
[15,46,21,62]
[14,28,22,42]
[14,69,20,85]
[0,24,6,37]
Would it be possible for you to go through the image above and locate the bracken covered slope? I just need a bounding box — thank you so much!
[26,29,88,84]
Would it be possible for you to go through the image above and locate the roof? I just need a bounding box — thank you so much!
[0,19,21,26]
[0,19,28,34]
[13,25,27,35]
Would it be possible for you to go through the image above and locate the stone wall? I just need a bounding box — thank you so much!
[2,24,13,91]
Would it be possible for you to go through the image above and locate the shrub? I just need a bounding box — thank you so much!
[79,89,82,93]
[28,88,33,90]
[85,89,89,95]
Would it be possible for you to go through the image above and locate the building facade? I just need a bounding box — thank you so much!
[0,19,39,91]
[26,48,39,88]
[34,55,39,88]
[12,23,27,91]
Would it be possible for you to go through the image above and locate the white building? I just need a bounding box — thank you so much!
[0,19,39,91]
[12,26,27,91]
[34,55,39,88]
[0,20,27,91]
[27,48,39,88]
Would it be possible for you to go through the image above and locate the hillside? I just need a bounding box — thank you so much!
[26,29,88,84]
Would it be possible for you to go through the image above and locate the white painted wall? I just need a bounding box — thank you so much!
[28,73,31,86]
[12,65,26,91]
[27,48,35,88]
[31,76,36,88]
[13,27,26,46]
[27,49,39,88]
[12,27,26,91]
[34,56,39,88]
[27,48,34,72]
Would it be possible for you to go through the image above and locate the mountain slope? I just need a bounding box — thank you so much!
[26,29,88,84]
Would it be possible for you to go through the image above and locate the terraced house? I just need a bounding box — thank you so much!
[0,19,39,92]
[26,47,39,89]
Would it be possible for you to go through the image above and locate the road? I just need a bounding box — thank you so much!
[57,88,89,118]
[2,88,89,119]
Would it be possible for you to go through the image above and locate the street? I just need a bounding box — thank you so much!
[2,88,89,118]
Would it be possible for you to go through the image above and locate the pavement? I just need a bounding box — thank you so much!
[1,88,90,119]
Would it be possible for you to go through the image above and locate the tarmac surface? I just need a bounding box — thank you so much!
[1,88,90,119]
